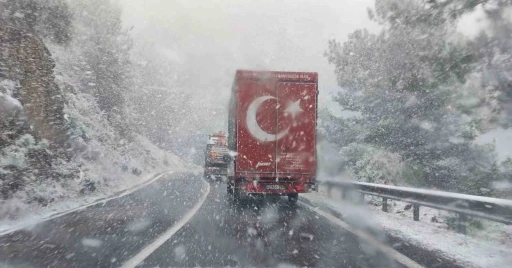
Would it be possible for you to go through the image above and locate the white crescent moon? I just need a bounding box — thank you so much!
[246,96,289,142]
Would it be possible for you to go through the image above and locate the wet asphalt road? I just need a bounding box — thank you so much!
[139,181,402,268]
[0,173,205,268]
[0,173,420,268]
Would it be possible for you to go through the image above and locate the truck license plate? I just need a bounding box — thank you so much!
[265,184,285,190]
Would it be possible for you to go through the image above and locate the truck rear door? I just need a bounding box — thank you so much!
[236,79,277,173]
[234,71,318,176]
[276,82,317,175]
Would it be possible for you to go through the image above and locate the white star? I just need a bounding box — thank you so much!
[284,100,304,119]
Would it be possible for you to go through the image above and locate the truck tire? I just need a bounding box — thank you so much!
[228,188,240,204]
[288,193,298,203]
[234,189,240,202]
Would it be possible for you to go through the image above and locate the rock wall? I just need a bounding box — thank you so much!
[0,24,67,147]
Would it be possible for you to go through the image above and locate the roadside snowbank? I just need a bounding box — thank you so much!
[0,127,196,235]
[302,188,512,268]
[0,133,196,236]
[0,171,159,236]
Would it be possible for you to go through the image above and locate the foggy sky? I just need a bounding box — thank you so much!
[119,0,377,129]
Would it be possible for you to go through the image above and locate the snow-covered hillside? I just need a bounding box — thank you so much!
[0,0,195,228]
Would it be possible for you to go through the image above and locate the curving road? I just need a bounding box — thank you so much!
[0,173,457,268]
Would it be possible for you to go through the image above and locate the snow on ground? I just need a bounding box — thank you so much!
[0,170,154,235]
[0,79,26,127]
[302,186,512,268]
[0,133,199,235]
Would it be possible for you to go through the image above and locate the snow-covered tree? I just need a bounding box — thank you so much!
[127,50,191,144]
[324,0,502,194]
[468,1,512,127]
[67,0,132,134]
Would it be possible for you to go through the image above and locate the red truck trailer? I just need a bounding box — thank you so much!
[227,70,318,203]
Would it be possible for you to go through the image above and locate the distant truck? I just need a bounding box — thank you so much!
[226,70,318,203]
[204,132,229,181]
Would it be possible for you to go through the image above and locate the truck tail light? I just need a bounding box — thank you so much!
[247,183,255,191]
[295,184,304,192]
[247,181,262,191]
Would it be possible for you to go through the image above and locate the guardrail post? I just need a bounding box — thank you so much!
[382,197,388,212]
[342,188,347,200]
[457,214,467,234]
[360,193,365,204]
[413,204,420,221]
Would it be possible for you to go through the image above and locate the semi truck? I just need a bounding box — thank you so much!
[204,132,229,181]
[226,70,318,203]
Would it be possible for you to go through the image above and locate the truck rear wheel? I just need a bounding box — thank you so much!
[228,188,240,203]
[288,193,298,203]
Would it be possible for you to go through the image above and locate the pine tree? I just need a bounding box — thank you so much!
[324,0,502,193]
[68,0,133,135]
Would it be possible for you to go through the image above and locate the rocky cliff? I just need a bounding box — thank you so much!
[0,24,67,147]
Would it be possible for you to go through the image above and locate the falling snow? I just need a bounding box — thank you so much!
[0,0,511,268]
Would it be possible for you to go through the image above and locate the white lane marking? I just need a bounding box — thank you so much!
[121,179,211,268]
[300,201,424,268]
[0,171,173,236]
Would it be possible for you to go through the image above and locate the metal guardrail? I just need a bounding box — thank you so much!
[320,180,512,234]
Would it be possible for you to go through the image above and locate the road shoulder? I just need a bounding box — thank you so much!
[301,192,511,268]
